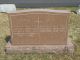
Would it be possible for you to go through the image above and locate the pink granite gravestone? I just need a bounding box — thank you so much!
[6,9,74,53]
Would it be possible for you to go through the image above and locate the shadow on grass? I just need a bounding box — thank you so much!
[5,35,11,43]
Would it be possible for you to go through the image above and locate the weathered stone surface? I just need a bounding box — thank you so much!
[5,38,74,53]
[6,9,74,53]
[8,9,70,45]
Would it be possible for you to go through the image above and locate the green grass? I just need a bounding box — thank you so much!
[0,7,80,60]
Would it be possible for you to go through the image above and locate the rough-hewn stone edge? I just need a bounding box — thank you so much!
[5,38,74,53]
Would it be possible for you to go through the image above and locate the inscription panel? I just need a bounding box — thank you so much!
[8,11,69,45]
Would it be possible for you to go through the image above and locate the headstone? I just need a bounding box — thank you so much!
[6,9,74,53]
[0,4,16,13]
[76,5,80,15]
[77,9,80,15]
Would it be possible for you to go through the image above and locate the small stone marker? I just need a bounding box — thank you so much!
[6,9,74,53]
[77,9,80,15]
[77,5,80,15]
[0,4,16,13]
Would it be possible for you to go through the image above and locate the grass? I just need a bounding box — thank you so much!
[0,7,80,60]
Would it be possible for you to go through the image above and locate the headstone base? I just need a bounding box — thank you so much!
[5,38,74,53]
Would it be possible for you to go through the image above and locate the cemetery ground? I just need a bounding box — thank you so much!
[0,7,80,60]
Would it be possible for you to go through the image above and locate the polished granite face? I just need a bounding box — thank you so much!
[8,9,70,45]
